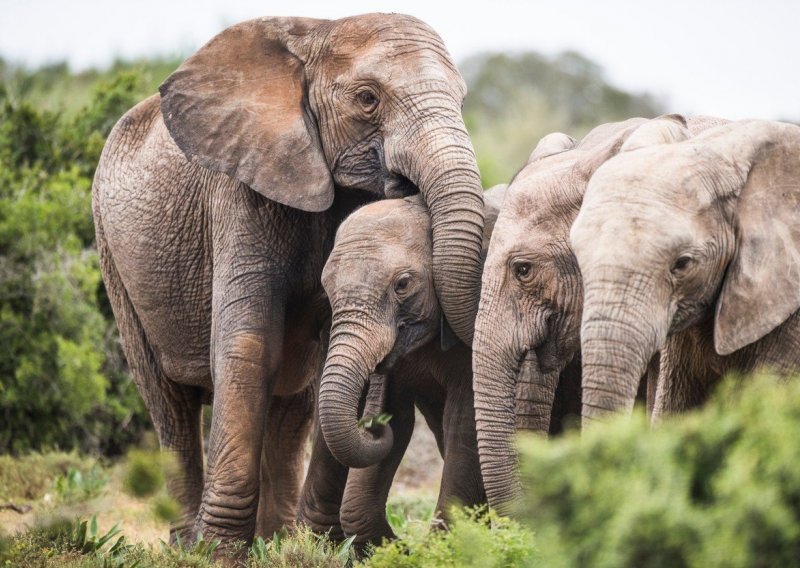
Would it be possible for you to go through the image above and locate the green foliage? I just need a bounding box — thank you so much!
[0,515,130,567]
[248,527,355,568]
[364,506,536,568]
[122,450,167,498]
[357,413,393,430]
[384,493,437,534]
[152,495,181,523]
[0,452,98,501]
[461,51,662,186]
[517,374,800,567]
[53,467,108,503]
[0,64,151,455]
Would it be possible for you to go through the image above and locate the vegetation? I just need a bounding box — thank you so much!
[518,375,800,567]
[0,68,153,454]
[3,49,794,567]
[4,376,800,566]
[461,51,662,185]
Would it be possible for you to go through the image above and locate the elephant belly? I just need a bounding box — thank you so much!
[100,119,215,389]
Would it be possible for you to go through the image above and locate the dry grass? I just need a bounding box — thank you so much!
[0,412,443,545]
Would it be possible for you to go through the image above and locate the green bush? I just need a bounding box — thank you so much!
[0,71,151,455]
[0,452,98,501]
[364,507,535,568]
[517,374,800,567]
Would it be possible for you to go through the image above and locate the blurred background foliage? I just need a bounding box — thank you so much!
[0,50,659,455]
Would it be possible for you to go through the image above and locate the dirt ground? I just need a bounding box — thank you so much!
[1,411,443,543]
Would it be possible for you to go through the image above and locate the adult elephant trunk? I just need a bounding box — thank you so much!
[318,314,395,469]
[388,109,485,345]
[472,287,558,511]
[580,275,668,426]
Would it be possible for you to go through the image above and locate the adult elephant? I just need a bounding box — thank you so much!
[93,14,485,546]
[571,119,800,423]
[472,115,726,508]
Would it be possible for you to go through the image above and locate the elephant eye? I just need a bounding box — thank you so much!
[513,260,533,281]
[671,255,695,274]
[394,273,412,295]
[356,89,379,112]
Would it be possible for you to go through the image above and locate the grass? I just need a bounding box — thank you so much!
[0,452,100,502]
[9,376,800,566]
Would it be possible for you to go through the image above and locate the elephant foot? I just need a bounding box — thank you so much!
[296,505,345,541]
[342,512,396,551]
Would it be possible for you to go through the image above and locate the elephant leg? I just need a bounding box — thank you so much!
[256,384,316,538]
[158,385,206,545]
[340,388,415,548]
[435,385,485,526]
[296,420,348,540]
[416,396,446,458]
[95,216,205,544]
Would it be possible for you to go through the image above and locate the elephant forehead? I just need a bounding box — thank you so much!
[337,200,430,242]
[506,167,582,226]
[321,15,463,90]
[323,242,428,293]
[590,148,724,212]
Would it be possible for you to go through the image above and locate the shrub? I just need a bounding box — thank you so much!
[364,506,536,568]
[517,374,800,567]
[0,452,98,501]
[0,71,150,455]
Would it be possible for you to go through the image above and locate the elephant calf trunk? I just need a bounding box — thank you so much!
[319,327,394,469]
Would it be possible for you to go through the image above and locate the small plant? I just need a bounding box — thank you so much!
[153,493,181,523]
[71,515,127,556]
[123,449,167,498]
[363,505,536,568]
[53,465,109,502]
[248,525,356,568]
[357,413,393,430]
[385,503,408,534]
[192,532,221,561]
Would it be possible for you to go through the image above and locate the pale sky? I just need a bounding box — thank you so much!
[2,0,798,121]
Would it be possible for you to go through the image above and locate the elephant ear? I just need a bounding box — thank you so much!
[576,115,689,179]
[159,17,335,212]
[620,114,689,152]
[713,121,800,355]
[574,118,648,178]
[527,133,577,163]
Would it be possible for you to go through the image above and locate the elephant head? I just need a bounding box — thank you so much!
[472,119,657,507]
[319,187,506,468]
[472,115,728,507]
[571,119,800,423]
[159,14,485,344]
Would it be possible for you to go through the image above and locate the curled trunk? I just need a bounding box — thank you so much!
[318,319,394,469]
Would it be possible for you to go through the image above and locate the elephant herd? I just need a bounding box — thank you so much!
[92,12,800,555]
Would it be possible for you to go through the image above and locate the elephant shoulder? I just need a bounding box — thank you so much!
[95,94,214,205]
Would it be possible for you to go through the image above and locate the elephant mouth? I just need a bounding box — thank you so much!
[384,172,419,199]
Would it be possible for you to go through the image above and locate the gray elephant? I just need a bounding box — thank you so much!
[93,14,485,546]
[571,118,800,423]
[472,115,726,508]
[314,187,505,547]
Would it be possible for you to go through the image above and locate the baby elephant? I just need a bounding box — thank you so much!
[314,187,506,546]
